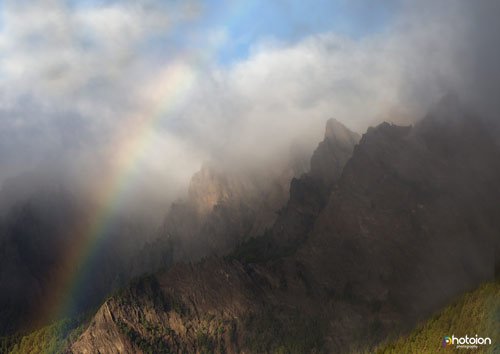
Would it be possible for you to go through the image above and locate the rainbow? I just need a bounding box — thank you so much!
[33,0,260,328]
[34,60,196,325]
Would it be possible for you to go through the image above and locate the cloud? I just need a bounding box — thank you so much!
[0,0,498,215]
[0,1,199,186]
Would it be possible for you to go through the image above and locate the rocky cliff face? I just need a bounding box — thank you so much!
[143,144,312,265]
[270,119,360,249]
[69,119,361,353]
[70,103,500,353]
[299,107,500,328]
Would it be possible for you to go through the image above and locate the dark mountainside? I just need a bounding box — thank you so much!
[0,176,158,335]
[69,101,500,353]
[69,118,360,353]
[0,135,311,337]
[269,119,360,251]
[133,145,311,273]
[0,176,79,335]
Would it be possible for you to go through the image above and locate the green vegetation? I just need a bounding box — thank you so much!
[7,266,497,354]
[375,281,500,354]
[0,316,86,354]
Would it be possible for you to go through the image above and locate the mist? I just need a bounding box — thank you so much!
[0,0,498,217]
[0,0,499,339]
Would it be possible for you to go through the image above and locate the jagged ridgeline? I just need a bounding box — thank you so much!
[8,98,500,353]
[0,118,311,336]
[3,279,498,353]
[68,101,500,353]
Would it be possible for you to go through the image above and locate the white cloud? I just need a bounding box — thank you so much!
[0,0,498,213]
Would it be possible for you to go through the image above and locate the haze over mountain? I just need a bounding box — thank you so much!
[70,100,500,353]
[0,0,500,352]
[1,0,499,192]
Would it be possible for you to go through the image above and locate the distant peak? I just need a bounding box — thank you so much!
[324,118,360,145]
[325,118,343,139]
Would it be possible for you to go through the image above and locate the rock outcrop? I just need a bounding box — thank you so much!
[143,144,312,265]
[71,102,500,353]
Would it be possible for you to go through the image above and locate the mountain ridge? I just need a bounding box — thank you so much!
[19,101,500,353]
[69,118,361,353]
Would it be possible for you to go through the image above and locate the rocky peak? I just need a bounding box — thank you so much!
[187,165,235,216]
[324,118,359,146]
[269,119,359,249]
[154,143,311,263]
[69,105,500,354]
[309,118,360,192]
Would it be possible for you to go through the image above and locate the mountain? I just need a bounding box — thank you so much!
[0,174,158,335]
[0,124,314,336]
[72,120,359,353]
[134,141,313,271]
[0,176,87,335]
[6,279,497,354]
[69,101,500,353]
[270,119,360,249]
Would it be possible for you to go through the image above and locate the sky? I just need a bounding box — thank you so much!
[0,0,499,215]
[60,0,398,64]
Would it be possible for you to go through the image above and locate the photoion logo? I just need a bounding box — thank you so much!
[442,336,452,347]
[442,335,492,349]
